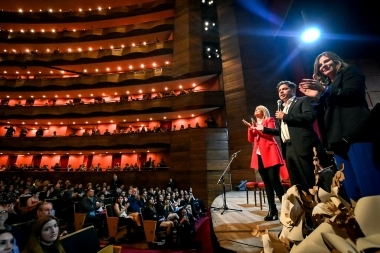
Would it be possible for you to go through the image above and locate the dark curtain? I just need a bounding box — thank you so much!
[86,155,93,168]
[32,155,42,168]
[8,155,18,167]
[112,154,121,167]
[60,156,69,168]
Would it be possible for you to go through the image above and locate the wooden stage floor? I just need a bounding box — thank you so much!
[210,190,283,253]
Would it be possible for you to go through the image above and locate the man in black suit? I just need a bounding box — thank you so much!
[259,81,325,192]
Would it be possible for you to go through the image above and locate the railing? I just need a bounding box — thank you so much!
[0,0,175,23]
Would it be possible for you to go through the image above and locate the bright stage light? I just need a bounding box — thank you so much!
[301,28,321,43]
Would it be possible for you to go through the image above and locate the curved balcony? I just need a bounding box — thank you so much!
[0,18,174,43]
[0,67,174,91]
[0,60,223,91]
[0,131,172,151]
[0,91,225,119]
[0,41,174,66]
[0,0,175,24]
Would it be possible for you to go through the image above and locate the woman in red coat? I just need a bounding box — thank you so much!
[243,105,285,220]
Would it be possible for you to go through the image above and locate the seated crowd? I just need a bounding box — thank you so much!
[1,158,168,172]
[1,88,194,107]
[0,175,207,251]
[2,121,207,138]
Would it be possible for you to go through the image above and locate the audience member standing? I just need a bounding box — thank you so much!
[242,105,285,221]
[262,81,326,192]
[300,51,380,201]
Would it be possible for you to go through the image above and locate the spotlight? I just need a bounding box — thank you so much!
[301,27,321,43]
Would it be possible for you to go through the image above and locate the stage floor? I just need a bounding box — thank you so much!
[210,190,283,253]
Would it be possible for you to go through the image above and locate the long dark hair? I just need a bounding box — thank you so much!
[22,215,65,253]
[313,51,348,85]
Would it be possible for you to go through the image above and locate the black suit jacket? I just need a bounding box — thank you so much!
[263,96,325,157]
[321,65,370,146]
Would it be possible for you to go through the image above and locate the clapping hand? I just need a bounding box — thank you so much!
[242,119,251,127]
[242,118,257,128]
[299,74,325,99]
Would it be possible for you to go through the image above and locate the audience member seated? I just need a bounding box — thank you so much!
[66,165,73,172]
[53,163,61,171]
[35,127,44,137]
[19,127,28,137]
[157,158,167,168]
[91,127,97,136]
[88,164,96,171]
[155,195,179,225]
[26,190,43,219]
[195,122,201,128]
[205,115,217,127]
[0,229,19,253]
[15,101,23,107]
[76,164,87,172]
[172,125,177,131]
[142,94,151,100]
[112,130,117,135]
[187,124,192,129]
[80,189,106,238]
[95,129,101,135]
[4,125,16,137]
[96,194,105,214]
[66,100,74,105]
[40,165,49,172]
[176,208,195,247]
[113,163,121,171]
[132,163,139,171]
[69,131,77,137]
[168,91,176,97]
[95,163,102,171]
[180,125,185,130]
[25,202,54,239]
[179,88,187,95]
[82,130,90,136]
[153,93,163,99]
[143,196,174,244]
[122,163,131,171]
[103,129,111,136]
[23,215,66,253]
[52,131,58,137]
[43,185,57,200]
[0,193,25,251]
[153,125,163,133]
[144,157,155,169]
[113,196,137,238]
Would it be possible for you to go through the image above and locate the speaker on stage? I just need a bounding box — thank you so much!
[235,180,247,191]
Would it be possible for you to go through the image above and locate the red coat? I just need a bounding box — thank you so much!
[247,117,283,169]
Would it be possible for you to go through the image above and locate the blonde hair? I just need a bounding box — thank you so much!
[255,105,270,119]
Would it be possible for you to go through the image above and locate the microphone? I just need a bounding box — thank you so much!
[277,100,282,111]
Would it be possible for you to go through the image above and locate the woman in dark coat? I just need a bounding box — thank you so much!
[300,51,380,201]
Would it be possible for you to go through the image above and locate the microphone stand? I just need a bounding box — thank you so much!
[211,152,242,215]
